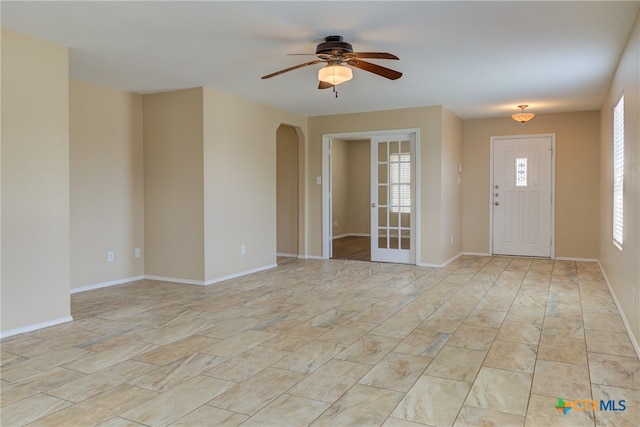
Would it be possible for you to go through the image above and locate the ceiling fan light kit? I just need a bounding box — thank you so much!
[511,104,535,123]
[262,35,402,96]
[318,64,353,85]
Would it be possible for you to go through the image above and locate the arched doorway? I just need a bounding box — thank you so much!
[276,124,305,259]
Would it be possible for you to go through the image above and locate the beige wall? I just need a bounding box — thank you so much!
[348,140,371,235]
[143,87,307,283]
[331,138,371,238]
[330,139,371,239]
[441,108,464,261]
[1,30,71,333]
[599,11,640,346]
[70,80,144,289]
[143,88,205,282]
[276,125,299,256]
[202,87,307,281]
[462,111,601,259]
[308,106,461,265]
[331,138,349,237]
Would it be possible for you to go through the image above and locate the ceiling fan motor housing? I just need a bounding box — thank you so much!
[316,35,353,55]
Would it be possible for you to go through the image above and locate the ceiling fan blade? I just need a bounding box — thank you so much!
[261,60,322,79]
[318,81,334,90]
[288,53,334,61]
[344,52,399,60]
[347,59,403,80]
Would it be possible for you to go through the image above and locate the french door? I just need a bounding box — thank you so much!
[371,134,416,264]
[492,135,554,257]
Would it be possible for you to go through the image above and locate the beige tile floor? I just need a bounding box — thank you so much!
[2,256,640,426]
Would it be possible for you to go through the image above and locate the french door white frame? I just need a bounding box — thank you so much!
[489,133,556,258]
[322,129,421,262]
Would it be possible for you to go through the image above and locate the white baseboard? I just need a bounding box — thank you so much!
[554,257,599,262]
[144,275,206,286]
[204,263,277,286]
[68,260,287,291]
[277,252,298,258]
[70,275,145,294]
[418,252,464,268]
[333,233,371,240]
[462,252,492,257]
[298,255,325,260]
[460,253,599,263]
[416,262,439,268]
[1,316,74,340]
[597,260,640,360]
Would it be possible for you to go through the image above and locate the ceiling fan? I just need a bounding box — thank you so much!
[261,35,402,92]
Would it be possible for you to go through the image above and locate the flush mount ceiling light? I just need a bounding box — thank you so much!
[318,63,353,86]
[512,105,535,123]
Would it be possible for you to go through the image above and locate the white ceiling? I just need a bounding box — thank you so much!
[2,1,638,119]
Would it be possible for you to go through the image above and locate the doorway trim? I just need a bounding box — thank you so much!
[322,128,421,263]
[489,133,556,258]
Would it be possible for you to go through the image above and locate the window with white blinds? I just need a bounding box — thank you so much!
[613,95,624,248]
[389,152,411,213]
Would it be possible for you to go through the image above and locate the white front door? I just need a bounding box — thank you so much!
[492,135,554,257]
[371,134,416,264]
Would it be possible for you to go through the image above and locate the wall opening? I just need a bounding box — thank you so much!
[276,124,304,258]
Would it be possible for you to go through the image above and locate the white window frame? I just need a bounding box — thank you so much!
[613,95,624,249]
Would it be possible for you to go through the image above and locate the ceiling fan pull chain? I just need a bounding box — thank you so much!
[333,85,338,98]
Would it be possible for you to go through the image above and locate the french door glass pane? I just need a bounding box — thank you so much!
[378,185,387,205]
[376,139,411,252]
[378,207,388,227]
[378,164,387,183]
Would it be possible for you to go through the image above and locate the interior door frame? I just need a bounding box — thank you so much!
[322,129,421,262]
[489,133,556,258]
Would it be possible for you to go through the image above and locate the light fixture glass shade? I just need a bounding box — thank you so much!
[318,64,353,85]
[511,105,535,123]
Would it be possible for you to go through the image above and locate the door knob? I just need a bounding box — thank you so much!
[494,202,500,206]
[372,203,376,208]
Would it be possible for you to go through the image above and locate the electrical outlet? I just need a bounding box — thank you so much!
[241,244,246,255]
[450,235,454,244]
[107,251,114,263]
[333,221,338,227]
[134,248,141,258]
